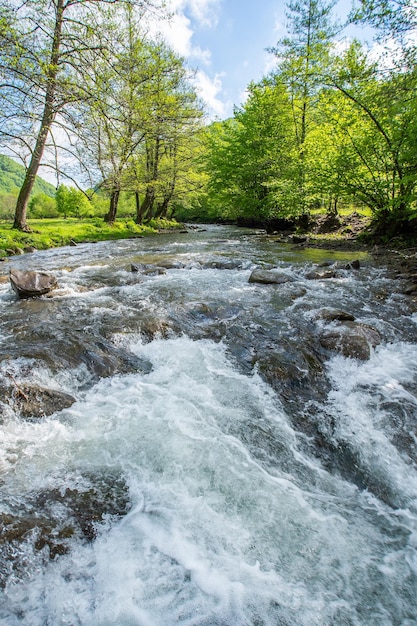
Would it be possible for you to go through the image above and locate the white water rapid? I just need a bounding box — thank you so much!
[0,226,416,625]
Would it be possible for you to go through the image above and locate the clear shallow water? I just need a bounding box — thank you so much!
[0,226,416,625]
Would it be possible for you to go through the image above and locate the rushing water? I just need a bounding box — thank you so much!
[0,225,416,625]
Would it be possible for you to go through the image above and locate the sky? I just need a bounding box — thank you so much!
[150,0,371,120]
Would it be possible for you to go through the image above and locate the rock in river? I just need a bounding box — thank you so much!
[249,268,294,285]
[319,321,381,360]
[0,380,75,419]
[9,269,58,298]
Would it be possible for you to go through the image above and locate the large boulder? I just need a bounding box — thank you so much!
[319,321,381,360]
[9,269,57,298]
[249,268,295,285]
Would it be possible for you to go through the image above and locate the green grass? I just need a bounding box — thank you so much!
[309,206,372,217]
[0,217,183,257]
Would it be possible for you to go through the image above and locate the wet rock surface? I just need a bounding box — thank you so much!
[248,268,295,284]
[319,322,382,360]
[9,268,58,298]
[0,473,131,587]
[0,382,75,419]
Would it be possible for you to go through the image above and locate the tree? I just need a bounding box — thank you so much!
[351,0,417,42]
[202,81,298,222]
[0,0,159,231]
[56,183,92,218]
[269,0,338,213]
[28,192,58,218]
[326,41,417,224]
[131,41,203,224]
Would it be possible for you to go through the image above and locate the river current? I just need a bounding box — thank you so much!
[0,225,416,625]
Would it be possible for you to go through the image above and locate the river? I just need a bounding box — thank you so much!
[0,225,416,625]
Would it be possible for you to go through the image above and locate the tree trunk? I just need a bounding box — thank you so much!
[140,186,155,220]
[155,193,172,219]
[13,0,64,231]
[104,185,120,224]
[135,191,144,224]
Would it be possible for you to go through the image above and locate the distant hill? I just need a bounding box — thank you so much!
[0,154,56,197]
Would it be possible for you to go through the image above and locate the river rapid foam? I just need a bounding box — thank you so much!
[0,226,416,625]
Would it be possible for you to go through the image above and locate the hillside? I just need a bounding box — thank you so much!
[0,154,55,197]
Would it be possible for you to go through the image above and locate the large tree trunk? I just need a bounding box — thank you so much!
[13,0,64,231]
[135,191,144,224]
[104,185,120,224]
[140,186,155,220]
[155,192,173,219]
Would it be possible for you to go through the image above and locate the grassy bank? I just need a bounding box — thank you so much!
[0,217,182,257]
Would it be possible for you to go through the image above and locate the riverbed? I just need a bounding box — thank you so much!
[0,225,416,625]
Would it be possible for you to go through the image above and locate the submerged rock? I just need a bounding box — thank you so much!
[249,268,294,285]
[4,384,76,419]
[305,269,337,280]
[0,472,131,586]
[345,259,361,270]
[131,263,166,275]
[9,268,57,298]
[319,321,381,360]
[314,308,355,322]
[204,259,245,270]
[157,259,186,269]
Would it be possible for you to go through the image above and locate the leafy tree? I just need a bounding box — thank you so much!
[269,0,338,213]
[0,193,17,219]
[28,192,58,218]
[203,82,298,221]
[56,183,92,218]
[0,0,159,231]
[327,41,417,223]
[78,6,156,225]
[351,0,417,42]
[130,41,203,224]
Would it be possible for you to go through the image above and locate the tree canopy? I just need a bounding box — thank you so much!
[1,0,416,240]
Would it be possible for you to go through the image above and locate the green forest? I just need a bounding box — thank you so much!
[1,0,416,242]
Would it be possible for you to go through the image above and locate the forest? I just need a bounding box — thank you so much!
[0,0,416,242]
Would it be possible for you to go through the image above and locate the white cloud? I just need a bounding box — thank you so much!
[190,0,220,27]
[145,0,228,117]
[170,0,220,28]
[145,0,217,63]
[193,70,231,119]
[154,10,194,57]
[263,50,277,76]
[273,14,285,36]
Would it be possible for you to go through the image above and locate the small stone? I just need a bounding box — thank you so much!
[305,270,337,280]
[315,308,355,322]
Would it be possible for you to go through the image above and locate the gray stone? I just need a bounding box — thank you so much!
[9,269,58,298]
[315,308,355,322]
[249,268,294,284]
[305,270,337,280]
[319,321,381,360]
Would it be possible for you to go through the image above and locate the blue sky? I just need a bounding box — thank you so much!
[152,0,372,119]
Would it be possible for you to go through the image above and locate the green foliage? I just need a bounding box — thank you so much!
[190,2,417,236]
[55,184,93,218]
[350,0,417,43]
[0,192,18,219]
[28,193,58,218]
[0,154,55,197]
